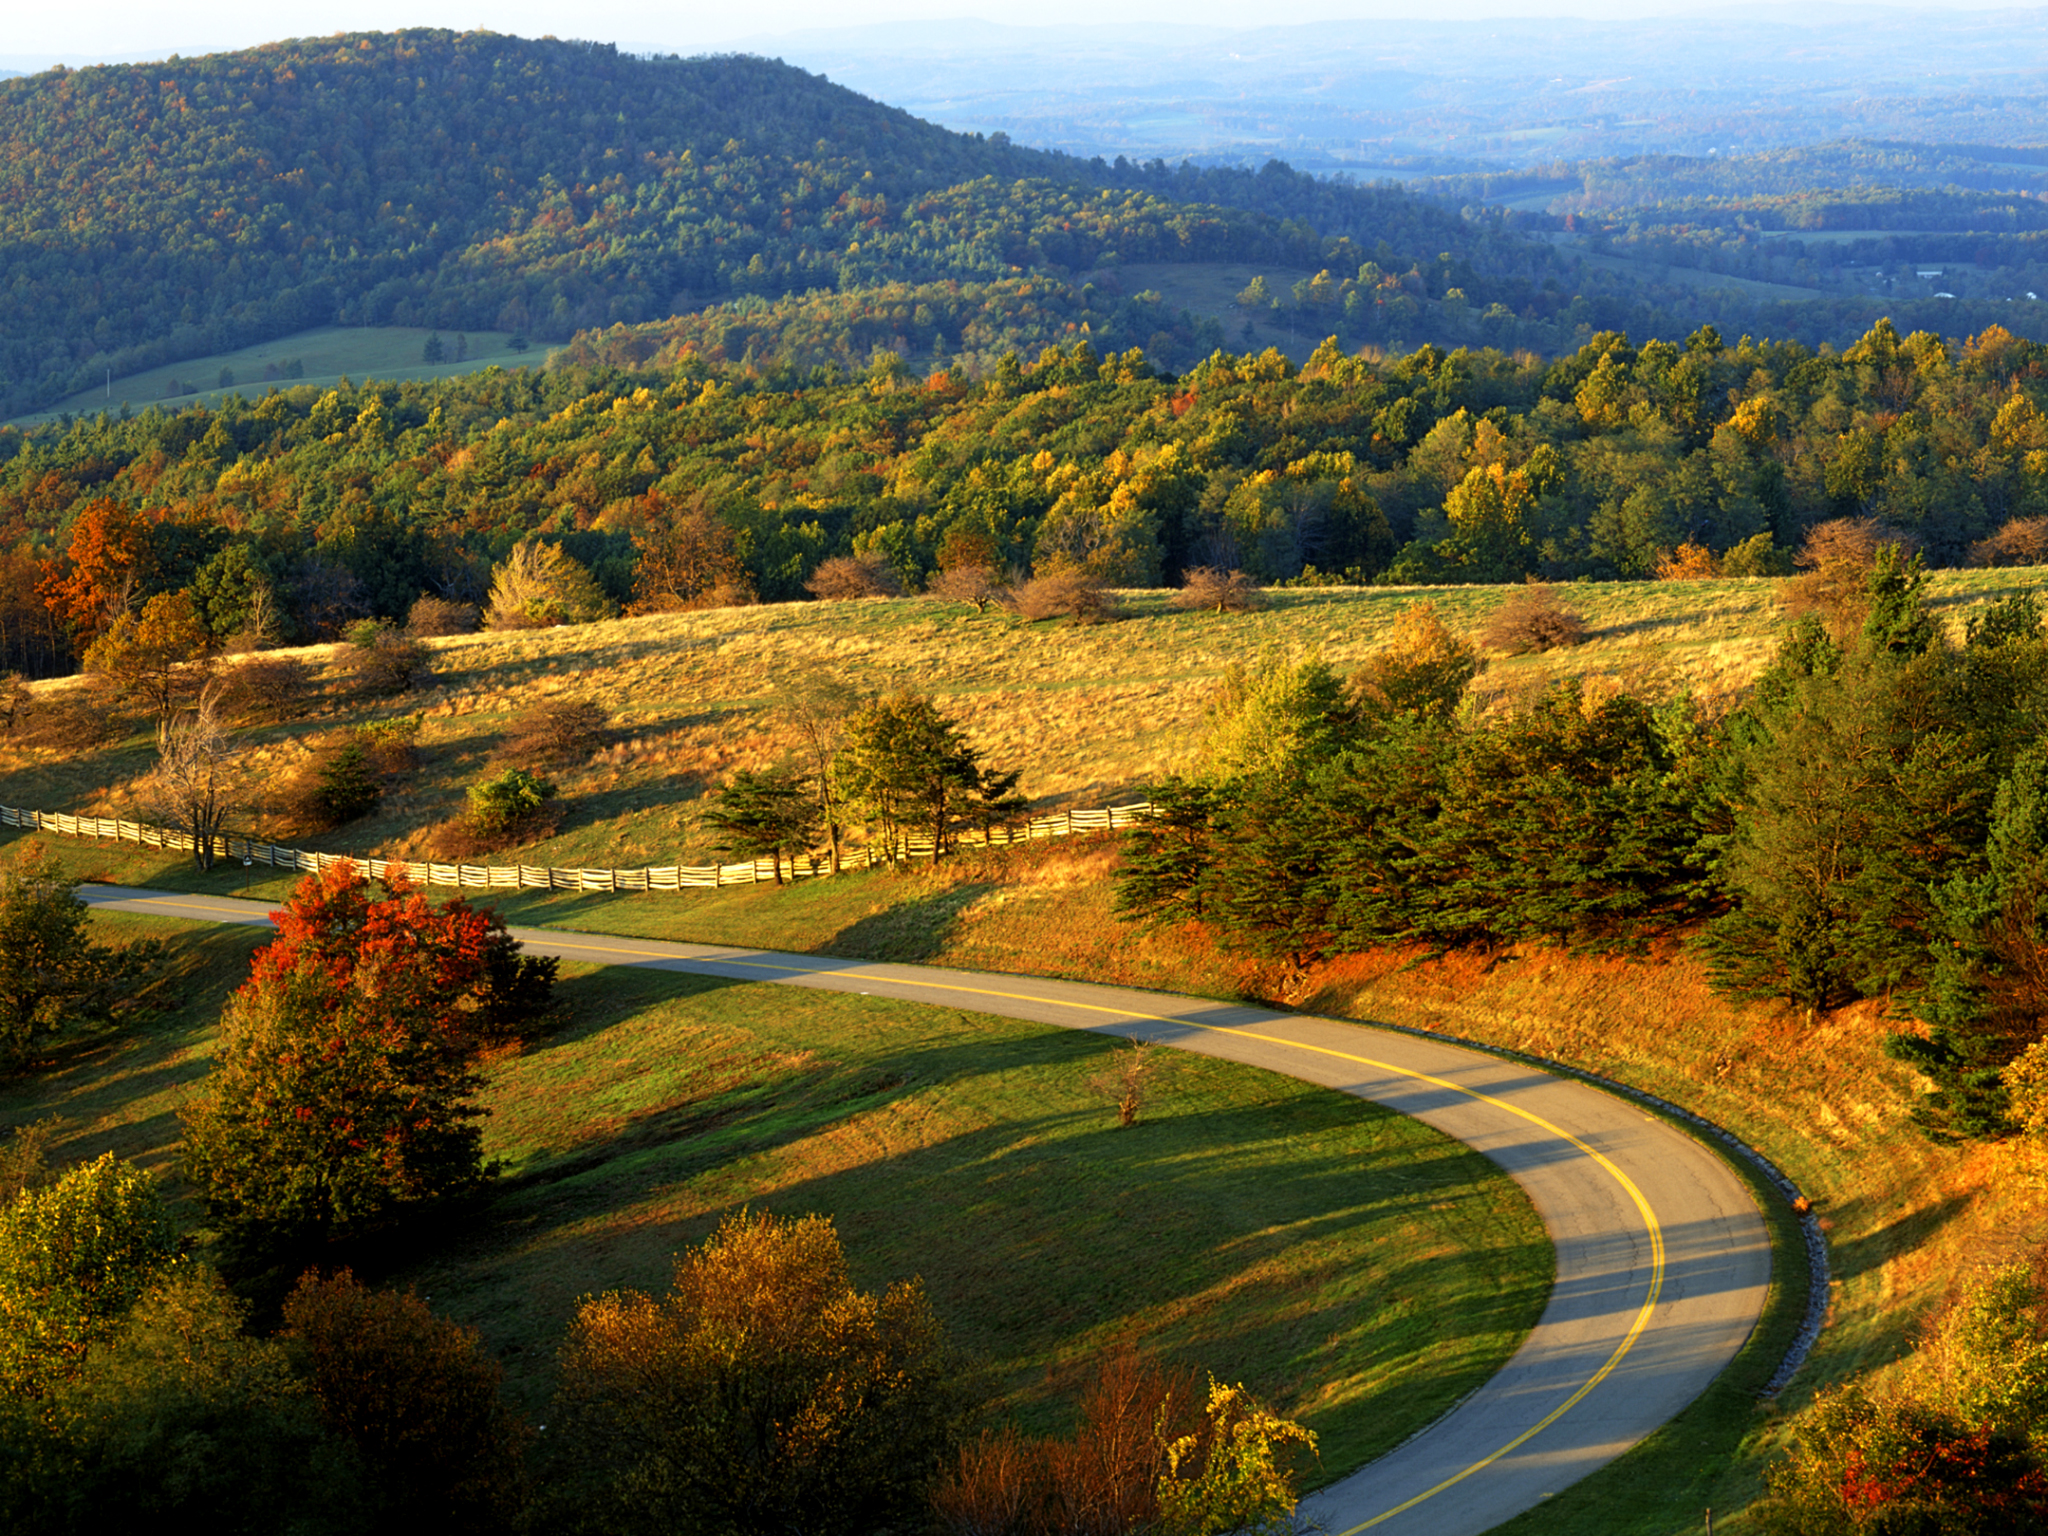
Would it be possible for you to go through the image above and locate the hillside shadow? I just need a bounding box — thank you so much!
[822,878,1000,962]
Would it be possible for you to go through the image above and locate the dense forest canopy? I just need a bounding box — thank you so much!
[5,313,2048,679]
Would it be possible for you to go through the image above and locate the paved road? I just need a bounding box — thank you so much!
[84,884,1773,1536]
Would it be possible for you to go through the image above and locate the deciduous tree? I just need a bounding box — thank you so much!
[0,843,162,1071]
[180,864,557,1253]
[551,1211,962,1536]
[0,1154,181,1395]
[81,589,212,733]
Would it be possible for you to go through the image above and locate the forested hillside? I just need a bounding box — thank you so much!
[0,29,1521,416]
[5,314,2048,679]
[16,28,2033,426]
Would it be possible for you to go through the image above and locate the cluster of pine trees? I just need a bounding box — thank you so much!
[1121,559,2048,1142]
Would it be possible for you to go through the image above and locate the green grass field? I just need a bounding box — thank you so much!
[11,325,539,426]
[0,906,1551,1483]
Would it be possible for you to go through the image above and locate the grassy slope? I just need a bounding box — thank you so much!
[11,569,2048,1528]
[12,571,2045,880]
[9,326,534,426]
[0,906,1548,1484]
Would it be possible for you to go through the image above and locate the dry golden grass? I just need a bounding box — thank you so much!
[6,568,2047,880]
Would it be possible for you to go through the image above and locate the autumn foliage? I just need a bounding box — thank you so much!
[180,863,557,1252]
[548,1210,963,1536]
[282,1269,529,1534]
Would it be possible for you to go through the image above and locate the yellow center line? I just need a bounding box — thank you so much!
[124,897,1667,1530]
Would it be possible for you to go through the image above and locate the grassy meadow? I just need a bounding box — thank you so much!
[0,903,1550,1484]
[12,569,2048,1530]
[9,569,2047,882]
[10,325,537,427]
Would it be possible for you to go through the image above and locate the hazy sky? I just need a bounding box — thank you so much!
[8,0,2040,67]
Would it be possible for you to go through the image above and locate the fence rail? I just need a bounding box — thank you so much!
[0,802,1156,896]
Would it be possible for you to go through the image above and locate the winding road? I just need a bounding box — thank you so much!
[81,883,1773,1536]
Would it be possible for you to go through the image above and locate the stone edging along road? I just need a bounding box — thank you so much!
[80,886,1774,1536]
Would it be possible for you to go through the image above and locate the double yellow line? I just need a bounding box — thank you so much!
[134,897,1668,1532]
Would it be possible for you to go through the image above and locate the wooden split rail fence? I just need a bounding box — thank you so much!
[0,802,1158,896]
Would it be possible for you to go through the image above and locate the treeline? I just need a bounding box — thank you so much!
[14,27,2029,422]
[1424,140,2048,213]
[9,316,2048,676]
[553,276,1226,377]
[1121,559,2048,1143]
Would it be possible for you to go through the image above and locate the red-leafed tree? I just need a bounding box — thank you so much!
[180,863,558,1255]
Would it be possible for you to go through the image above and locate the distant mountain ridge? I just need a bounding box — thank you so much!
[0,29,1493,416]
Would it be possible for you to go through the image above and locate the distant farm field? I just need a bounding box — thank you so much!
[0,903,1550,1481]
[11,325,537,425]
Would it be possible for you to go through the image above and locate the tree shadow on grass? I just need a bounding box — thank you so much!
[819,877,999,963]
[1826,1188,1975,1282]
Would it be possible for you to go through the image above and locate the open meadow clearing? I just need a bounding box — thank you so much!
[0,902,1550,1481]
[7,570,2046,878]
[10,325,536,427]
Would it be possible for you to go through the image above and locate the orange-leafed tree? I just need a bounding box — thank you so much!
[625,490,756,612]
[550,1210,964,1536]
[38,498,149,646]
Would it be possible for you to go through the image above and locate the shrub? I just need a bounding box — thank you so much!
[1479,584,1589,654]
[0,1118,56,1205]
[0,1153,182,1394]
[930,1351,1315,1536]
[1011,568,1115,623]
[1720,531,1796,578]
[499,698,609,768]
[548,1211,963,1536]
[1170,567,1264,614]
[1784,517,1919,633]
[1352,601,1482,725]
[356,713,424,777]
[1970,516,2048,568]
[274,736,381,834]
[1088,1039,1164,1127]
[467,767,557,834]
[430,767,562,859]
[0,672,27,735]
[806,551,905,600]
[9,691,117,751]
[407,595,480,636]
[9,1269,368,1532]
[346,626,431,696]
[282,1270,527,1534]
[1653,541,1719,580]
[216,654,314,724]
[926,562,1008,613]
[1754,1266,2048,1534]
